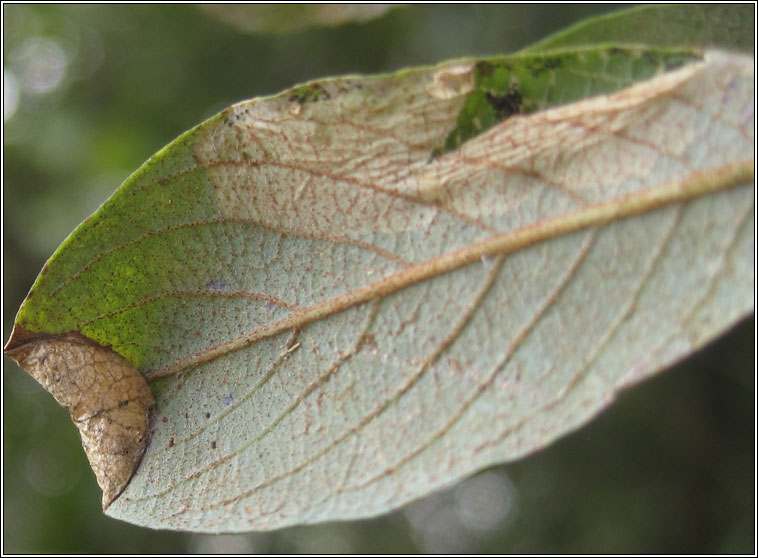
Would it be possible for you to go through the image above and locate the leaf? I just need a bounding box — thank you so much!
[525,4,755,53]
[5,41,754,533]
[199,4,400,34]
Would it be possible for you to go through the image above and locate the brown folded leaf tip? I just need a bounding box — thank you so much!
[4,327,155,509]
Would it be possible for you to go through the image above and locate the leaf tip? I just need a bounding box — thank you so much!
[5,330,155,510]
[4,323,37,355]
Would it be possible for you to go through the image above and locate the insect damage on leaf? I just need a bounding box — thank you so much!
[4,328,155,509]
[3,32,752,532]
[289,83,331,105]
[433,46,702,157]
[426,61,476,100]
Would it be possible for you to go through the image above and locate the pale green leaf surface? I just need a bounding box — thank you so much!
[525,4,755,53]
[7,47,754,532]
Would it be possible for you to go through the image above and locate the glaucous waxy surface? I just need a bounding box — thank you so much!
[6,42,753,532]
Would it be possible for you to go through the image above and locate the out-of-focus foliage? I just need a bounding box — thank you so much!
[3,4,754,553]
[525,4,754,52]
[200,4,400,34]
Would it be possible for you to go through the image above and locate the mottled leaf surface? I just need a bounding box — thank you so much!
[6,42,754,532]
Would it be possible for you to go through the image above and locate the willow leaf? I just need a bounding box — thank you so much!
[5,46,754,532]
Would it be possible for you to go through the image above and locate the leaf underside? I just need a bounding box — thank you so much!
[5,37,754,532]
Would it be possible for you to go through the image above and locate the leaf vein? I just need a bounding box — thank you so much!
[48,217,407,302]
[150,257,504,517]
[331,231,596,496]
[132,301,380,503]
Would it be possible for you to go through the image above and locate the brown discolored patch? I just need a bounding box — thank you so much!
[358,333,377,351]
[4,327,154,509]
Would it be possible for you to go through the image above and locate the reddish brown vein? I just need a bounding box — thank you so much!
[47,217,409,301]
[329,232,595,497]
[476,195,752,455]
[609,194,755,391]
[206,157,496,232]
[143,158,753,383]
[150,252,505,514]
[151,329,301,455]
[335,205,683,498]
[136,300,381,500]
[161,229,589,518]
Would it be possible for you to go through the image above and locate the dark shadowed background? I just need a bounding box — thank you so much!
[3,4,754,553]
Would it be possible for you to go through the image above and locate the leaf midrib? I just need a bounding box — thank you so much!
[144,157,753,382]
[180,191,752,521]
[118,192,753,514]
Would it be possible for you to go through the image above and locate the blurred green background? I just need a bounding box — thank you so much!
[3,4,754,553]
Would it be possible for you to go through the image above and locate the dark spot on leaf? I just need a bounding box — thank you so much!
[289,83,330,105]
[205,412,211,419]
[527,56,563,78]
[168,437,174,448]
[359,333,377,350]
[211,441,217,449]
[608,46,627,57]
[642,50,660,67]
[476,60,496,77]
[663,51,701,71]
[162,416,168,423]
[485,88,522,120]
